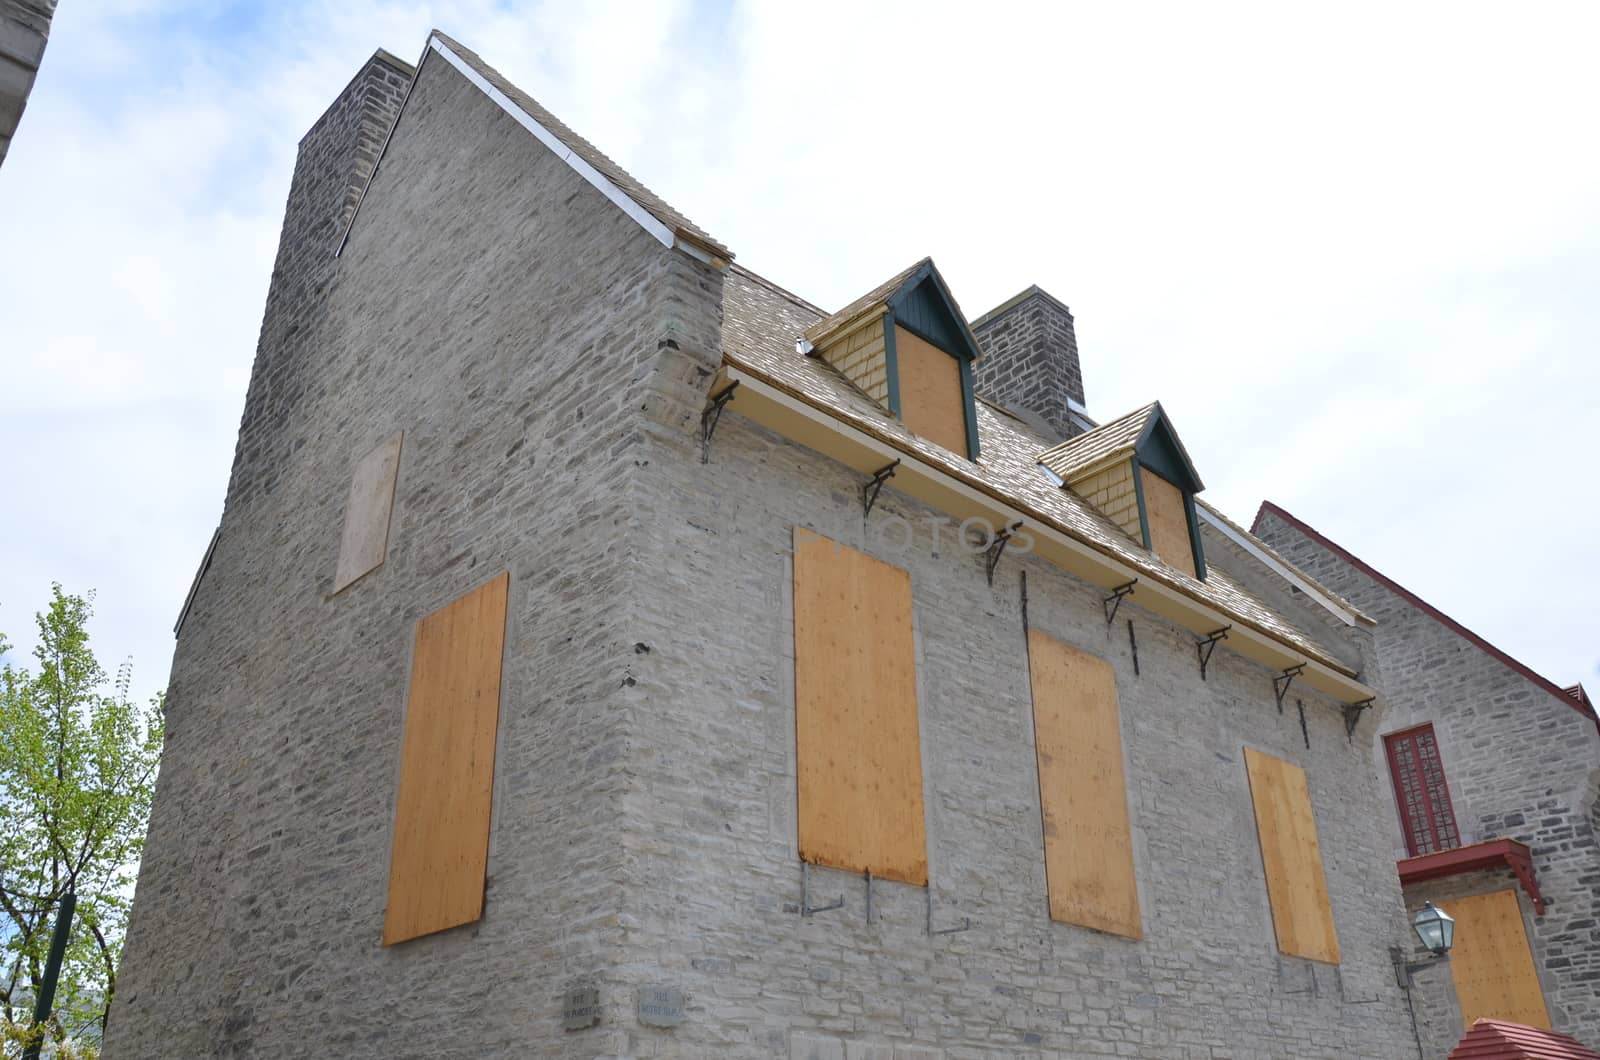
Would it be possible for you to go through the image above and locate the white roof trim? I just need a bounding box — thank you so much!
[1196,506,1369,628]
[338,34,718,266]
[174,525,222,636]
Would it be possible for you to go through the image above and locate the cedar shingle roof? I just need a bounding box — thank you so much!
[1450,1019,1600,1059]
[1037,402,1160,482]
[802,258,930,346]
[431,31,730,260]
[723,266,1352,674]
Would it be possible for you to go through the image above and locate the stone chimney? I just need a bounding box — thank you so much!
[970,286,1086,440]
[227,49,413,509]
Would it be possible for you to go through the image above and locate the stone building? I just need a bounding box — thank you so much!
[1253,502,1600,1058]
[0,0,56,167]
[110,32,1437,1058]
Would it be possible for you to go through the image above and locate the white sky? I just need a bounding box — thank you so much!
[1,1,1595,702]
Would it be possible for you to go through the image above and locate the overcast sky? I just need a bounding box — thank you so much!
[1,1,1595,703]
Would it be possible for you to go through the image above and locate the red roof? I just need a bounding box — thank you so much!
[1252,502,1595,728]
[1450,1019,1600,1059]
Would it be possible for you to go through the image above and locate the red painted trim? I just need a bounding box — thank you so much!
[1397,837,1546,915]
[1253,501,1595,726]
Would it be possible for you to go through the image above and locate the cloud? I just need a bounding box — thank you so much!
[1,0,1594,700]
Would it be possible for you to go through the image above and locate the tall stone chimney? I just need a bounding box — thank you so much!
[970,286,1086,440]
[227,48,414,509]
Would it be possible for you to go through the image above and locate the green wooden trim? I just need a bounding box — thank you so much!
[1132,460,1151,549]
[886,261,985,362]
[1184,492,1208,580]
[1132,402,1205,493]
[958,355,981,460]
[882,313,902,417]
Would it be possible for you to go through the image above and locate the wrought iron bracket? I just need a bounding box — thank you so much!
[800,861,843,918]
[861,460,899,522]
[1196,627,1230,681]
[984,522,1024,586]
[1102,581,1137,626]
[926,888,971,936]
[699,381,739,464]
[1342,698,1374,742]
[1390,946,1450,989]
[1274,665,1306,711]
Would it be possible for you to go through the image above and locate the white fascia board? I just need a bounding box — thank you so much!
[427,36,715,265]
[339,34,720,267]
[174,525,222,636]
[1196,505,1370,628]
[716,365,1375,704]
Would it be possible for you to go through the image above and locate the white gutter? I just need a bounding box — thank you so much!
[714,365,1376,705]
[1196,506,1372,629]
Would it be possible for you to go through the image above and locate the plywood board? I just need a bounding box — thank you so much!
[383,572,509,945]
[1141,469,1196,578]
[1446,889,1550,1029]
[1027,630,1142,938]
[1243,747,1341,963]
[895,326,968,457]
[792,529,928,885]
[334,431,403,593]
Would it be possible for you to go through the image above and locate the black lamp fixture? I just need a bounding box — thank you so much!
[1392,900,1457,988]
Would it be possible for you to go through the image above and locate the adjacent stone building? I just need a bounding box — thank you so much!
[1254,502,1600,1058]
[0,0,56,167]
[110,31,1443,1058]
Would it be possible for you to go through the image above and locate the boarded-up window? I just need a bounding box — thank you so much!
[334,431,403,593]
[792,529,927,885]
[1243,747,1341,963]
[384,573,509,945]
[1446,889,1550,1029]
[1385,724,1461,856]
[1141,469,1196,578]
[895,326,969,457]
[1027,631,1141,938]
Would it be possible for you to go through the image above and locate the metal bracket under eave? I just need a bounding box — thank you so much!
[1196,627,1230,681]
[1342,698,1375,742]
[699,381,739,464]
[984,522,1024,587]
[1103,580,1137,626]
[1274,665,1306,712]
[799,861,843,918]
[862,460,899,523]
[926,888,971,937]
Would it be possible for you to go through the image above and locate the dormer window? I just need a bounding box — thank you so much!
[1038,401,1208,580]
[799,258,981,460]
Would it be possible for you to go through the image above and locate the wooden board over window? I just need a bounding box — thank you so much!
[1446,889,1550,1029]
[1141,469,1196,578]
[383,572,509,945]
[334,431,403,593]
[1027,631,1142,938]
[1243,747,1341,963]
[792,529,927,885]
[895,326,968,457]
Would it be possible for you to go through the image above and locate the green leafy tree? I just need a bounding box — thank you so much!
[0,587,163,1056]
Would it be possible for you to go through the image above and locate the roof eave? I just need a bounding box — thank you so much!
[716,360,1372,702]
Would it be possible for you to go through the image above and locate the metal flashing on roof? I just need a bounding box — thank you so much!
[337,32,730,267]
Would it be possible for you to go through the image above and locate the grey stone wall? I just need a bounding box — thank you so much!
[0,0,55,166]
[1254,508,1600,1057]
[603,405,1420,1058]
[106,48,724,1058]
[971,288,1084,443]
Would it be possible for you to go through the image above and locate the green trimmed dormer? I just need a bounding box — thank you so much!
[799,258,982,461]
[1038,401,1208,579]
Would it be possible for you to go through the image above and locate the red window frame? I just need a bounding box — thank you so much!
[1384,723,1461,857]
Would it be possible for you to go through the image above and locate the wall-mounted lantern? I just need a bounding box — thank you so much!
[1392,900,1456,988]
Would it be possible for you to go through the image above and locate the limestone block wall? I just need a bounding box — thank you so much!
[1254,507,1600,1057]
[599,409,1420,1059]
[106,49,723,1059]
